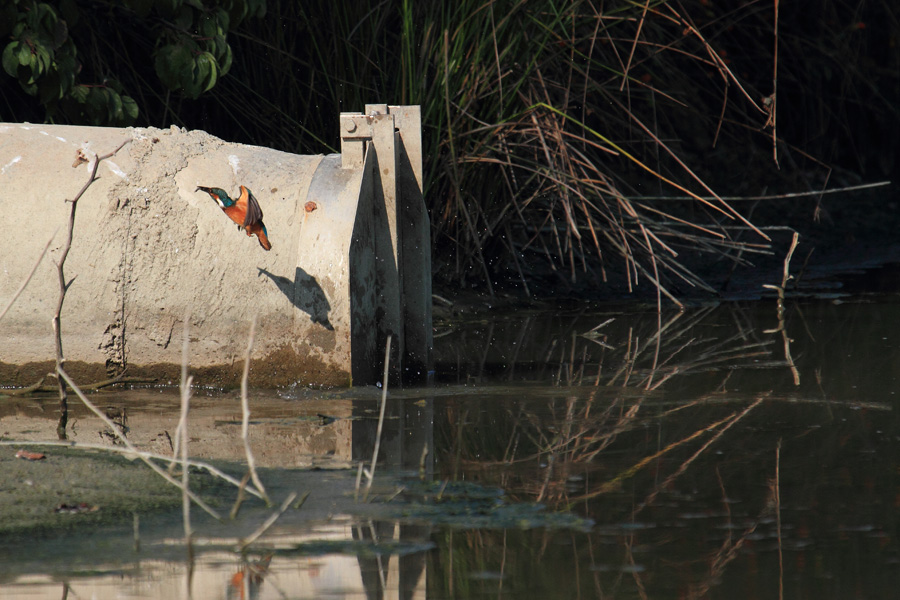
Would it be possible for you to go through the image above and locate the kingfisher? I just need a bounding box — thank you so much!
[196,185,272,251]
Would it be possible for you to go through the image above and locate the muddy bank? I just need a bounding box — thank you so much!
[0,387,362,539]
[0,342,349,390]
[1,445,198,538]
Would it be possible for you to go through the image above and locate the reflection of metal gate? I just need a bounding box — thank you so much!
[0,105,431,387]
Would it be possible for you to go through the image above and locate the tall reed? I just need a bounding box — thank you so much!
[211,0,784,298]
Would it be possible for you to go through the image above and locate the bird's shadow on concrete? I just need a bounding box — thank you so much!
[257,267,334,330]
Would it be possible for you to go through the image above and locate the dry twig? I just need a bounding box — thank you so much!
[57,366,222,520]
[363,334,392,501]
[241,316,270,505]
[53,139,131,437]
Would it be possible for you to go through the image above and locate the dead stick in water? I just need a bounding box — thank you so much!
[53,139,130,438]
[364,334,392,501]
[57,366,222,521]
[179,315,194,542]
[230,472,252,520]
[169,314,190,473]
[354,462,365,502]
[763,232,800,384]
[238,491,304,551]
[780,232,799,291]
[776,438,784,600]
[241,316,270,505]
[762,231,799,314]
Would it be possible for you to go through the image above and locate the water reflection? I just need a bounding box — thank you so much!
[3,297,900,598]
[429,298,900,598]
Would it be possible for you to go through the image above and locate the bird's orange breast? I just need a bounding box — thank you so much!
[223,205,246,228]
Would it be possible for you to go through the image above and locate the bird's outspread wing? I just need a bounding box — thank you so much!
[240,185,264,228]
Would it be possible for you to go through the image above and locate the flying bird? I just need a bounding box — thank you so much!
[196,185,272,251]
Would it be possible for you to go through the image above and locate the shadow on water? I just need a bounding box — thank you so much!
[3,292,900,598]
[257,266,334,330]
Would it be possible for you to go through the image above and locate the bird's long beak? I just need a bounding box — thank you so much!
[196,186,208,193]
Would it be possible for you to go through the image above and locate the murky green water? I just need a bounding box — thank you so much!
[3,291,900,598]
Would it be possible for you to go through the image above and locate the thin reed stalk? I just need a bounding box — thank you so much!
[241,316,270,505]
[204,0,796,300]
[57,367,222,521]
[776,438,784,600]
[238,491,301,551]
[179,315,193,543]
[364,334,392,501]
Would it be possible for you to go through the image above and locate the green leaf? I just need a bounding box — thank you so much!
[227,1,248,25]
[154,41,193,91]
[231,0,266,23]
[184,51,210,98]
[107,88,123,121]
[16,42,32,66]
[198,51,217,92]
[50,15,68,50]
[122,95,139,122]
[220,43,232,76]
[214,7,230,31]
[252,0,266,19]
[34,44,52,76]
[2,42,19,76]
[210,33,226,58]
[69,83,88,103]
[200,13,217,38]
[154,0,182,19]
[27,3,55,31]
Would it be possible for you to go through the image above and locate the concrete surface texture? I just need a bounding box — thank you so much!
[0,121,393,387]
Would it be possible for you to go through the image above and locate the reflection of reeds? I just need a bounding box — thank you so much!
[432,308,898,599]
[434,309,796,598]
[438,305,780,387]
[437,306,788,509]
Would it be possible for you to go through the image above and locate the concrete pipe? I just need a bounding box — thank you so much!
[0,105,432,388]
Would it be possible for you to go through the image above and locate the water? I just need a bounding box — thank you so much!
[3,292,900,598]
